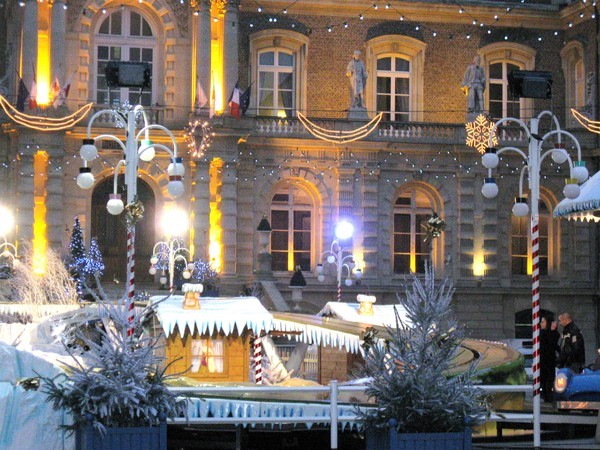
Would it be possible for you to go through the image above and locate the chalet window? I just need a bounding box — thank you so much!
[190,338,225,373]
[95,7,155,106]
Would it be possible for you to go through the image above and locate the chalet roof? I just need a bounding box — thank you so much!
[316,302,412,327]
[152,296,273,337]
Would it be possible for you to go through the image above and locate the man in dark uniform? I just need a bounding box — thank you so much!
[557,312,585,373]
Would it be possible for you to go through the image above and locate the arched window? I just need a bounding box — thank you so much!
[270,184,314,271]
[511,198,552,276]
[95,7,156,106]
[480,43,536,121]
[250,30,309,117]
[257,50,295,117]
[392,187,437,274]
[561,41,587,127]
[365,35,426,122]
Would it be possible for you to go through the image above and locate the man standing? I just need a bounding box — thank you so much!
[557,312,585,373]
[461,55,486,115]
[346,50,368,109]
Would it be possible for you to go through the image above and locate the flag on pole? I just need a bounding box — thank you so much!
[54,69,75,108]
[195,78,208,113]
[29,64,37,110]
[228,83,241,119]
[209,71,216,118]
[240,83,252,115]
[28,80,37,110]
[50,77,61,102]
[16,77,29,112]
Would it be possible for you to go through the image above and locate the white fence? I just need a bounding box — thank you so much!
[169,382,536,450]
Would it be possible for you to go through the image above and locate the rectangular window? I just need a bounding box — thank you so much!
[190,338,225,374]
[258,50,295,117]
[376,56,410,122]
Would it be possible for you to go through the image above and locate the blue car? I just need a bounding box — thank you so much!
[554,367,600,410]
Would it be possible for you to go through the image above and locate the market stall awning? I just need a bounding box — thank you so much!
[554,170,600,222]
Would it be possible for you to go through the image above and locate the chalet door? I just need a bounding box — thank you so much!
[91,176,155,283]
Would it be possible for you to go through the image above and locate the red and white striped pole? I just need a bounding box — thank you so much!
[253,336,262,384]
[126,226,135,335]
[531,216,541,444]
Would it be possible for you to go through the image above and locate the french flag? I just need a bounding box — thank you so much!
[228,83,241,120]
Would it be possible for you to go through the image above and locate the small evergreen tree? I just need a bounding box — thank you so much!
[357,262,488,433]
[83,237,105,281]
[68,217,86,297]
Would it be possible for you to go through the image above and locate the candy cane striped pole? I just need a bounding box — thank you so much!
[253,336,262,384]
[126,226,135,335]
[531,215,541,446]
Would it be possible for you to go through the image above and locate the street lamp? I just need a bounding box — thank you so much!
[317,220,363,302]
[149,239,193,292]
[150,208,193,292]
[0,206,18,275]
[481,110,588,448]
[77,104,184,313]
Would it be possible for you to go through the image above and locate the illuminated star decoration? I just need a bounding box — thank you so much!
[422,212,446,244]
[465,114,498,154]
[186,119,214,158]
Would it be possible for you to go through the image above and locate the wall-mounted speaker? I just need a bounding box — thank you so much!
[105,61,151,88]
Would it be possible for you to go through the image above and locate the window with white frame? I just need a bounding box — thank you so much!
[95,7,156,107]
[561,41,586,127]
[190,338,225,374]
[270,185,313,272]
[376,56,410,122]
[258,50,295,117]
[480,43,536,121]
[511,198,551,276]
[365,35,426,122]
[393,188,435,274]
[250,30,309,117]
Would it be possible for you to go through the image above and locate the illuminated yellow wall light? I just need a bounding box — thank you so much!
[32,151,48,275]
[36,4,50,105]
[211,3,224,113]
[209,159,223,272]
[473,253,486,277]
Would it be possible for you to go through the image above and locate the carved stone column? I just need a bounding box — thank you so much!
[22,0,39,89]
[51,0,66,84]
[196,0,211,104]
[222,0,239,105]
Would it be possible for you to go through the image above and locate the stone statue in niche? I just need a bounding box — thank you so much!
[461,55,486,121]
[346,50,369,121]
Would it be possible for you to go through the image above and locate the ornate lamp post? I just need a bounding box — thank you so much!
[149,208,193,292]
[77,104,184,318]
[481,110,588,448]
[0,206,18,274]
[317,220,362,302]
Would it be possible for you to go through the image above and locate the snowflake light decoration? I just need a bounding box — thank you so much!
[465,114,498,154]
[186,119,214,158]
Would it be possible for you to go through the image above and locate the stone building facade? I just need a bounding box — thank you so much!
[0,0,599,360]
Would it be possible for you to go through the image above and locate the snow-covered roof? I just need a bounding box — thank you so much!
[152,296,274,337]
[152,296,372,353]
[554,170,600,220]
[316,302,411,327]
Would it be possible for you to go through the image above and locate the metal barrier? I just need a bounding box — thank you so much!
[168,382,537,450]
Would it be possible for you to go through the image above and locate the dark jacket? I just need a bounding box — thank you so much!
[558,322,585,372]
[540,328,559,372]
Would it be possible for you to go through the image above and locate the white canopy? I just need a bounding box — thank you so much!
[554,170,600,222]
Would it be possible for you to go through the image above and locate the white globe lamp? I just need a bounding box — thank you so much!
[138,139,155,162]
[572,161,589,184]
[167,177,184,198]
[149,266,157,275]
[106,193,124,215]
[80,139,98,161]
[563,178,580,199]
[167,157,185,177]
[335,220,354,240]
[482,147,499,169]
[512,197,529,217]
[481,178,498,199]
[76,167,95,189]
[551,143,568,164]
